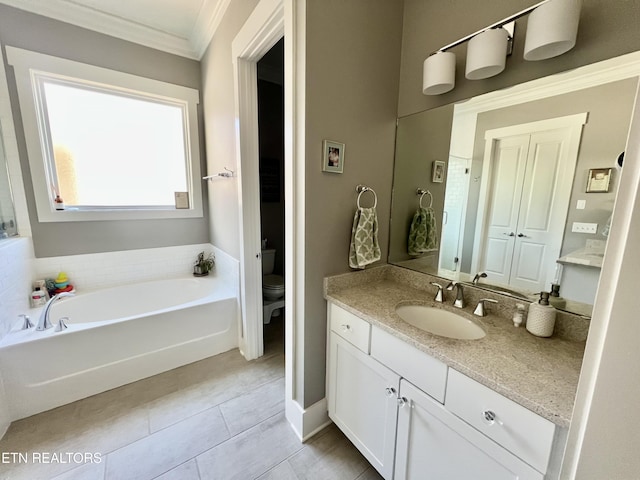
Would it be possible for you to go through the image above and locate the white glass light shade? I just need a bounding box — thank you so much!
[422,51,456,95]
[465,28,509,80]
[524,0,582,61]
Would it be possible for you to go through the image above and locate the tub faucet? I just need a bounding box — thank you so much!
[37,292,74,331]
[446,281,465,308]
[472,272,488,285]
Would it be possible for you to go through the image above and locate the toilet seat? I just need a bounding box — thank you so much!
[263,274,284,288]
[263,274,285,300]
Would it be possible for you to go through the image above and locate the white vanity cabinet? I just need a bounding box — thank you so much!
[395,379,543,480]
[327,306,399,479]
[326,303,557,480]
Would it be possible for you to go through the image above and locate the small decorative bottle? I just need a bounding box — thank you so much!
[526,292,556,338]
[548,283,567,309]
[54,194,65,210]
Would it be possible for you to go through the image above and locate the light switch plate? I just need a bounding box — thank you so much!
[572,222,598,234]
[576,200,586,210]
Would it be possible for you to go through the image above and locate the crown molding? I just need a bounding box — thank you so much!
[190,0,232,59]
[0,0,230,60]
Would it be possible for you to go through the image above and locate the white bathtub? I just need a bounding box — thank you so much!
[0,276,238,421]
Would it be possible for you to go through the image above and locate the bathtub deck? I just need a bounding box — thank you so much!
[0,318,381,480]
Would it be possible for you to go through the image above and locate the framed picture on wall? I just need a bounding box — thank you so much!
[432,160,445,183]
[322,140,345,174]
[586,167,612,193]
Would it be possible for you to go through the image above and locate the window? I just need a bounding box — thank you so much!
[7,46,202,222]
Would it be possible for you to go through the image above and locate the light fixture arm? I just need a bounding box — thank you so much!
[434,0,550,54]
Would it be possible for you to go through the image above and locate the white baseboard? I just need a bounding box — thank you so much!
[286,397,331,442]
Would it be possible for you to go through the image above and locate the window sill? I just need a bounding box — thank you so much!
[36,206,203,223]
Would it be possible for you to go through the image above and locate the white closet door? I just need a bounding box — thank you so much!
[510,127,582,291]
[474,114,586,292]
[479,134,530,286]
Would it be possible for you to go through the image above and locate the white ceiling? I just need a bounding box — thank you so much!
[0,0,231,59]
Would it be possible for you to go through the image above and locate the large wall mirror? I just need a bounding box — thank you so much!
[389,54,640,318]
[0,125,18,239]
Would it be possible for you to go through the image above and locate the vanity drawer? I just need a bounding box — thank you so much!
[445,369,556,474]
[370,326,447,403]
[329,304,371,353]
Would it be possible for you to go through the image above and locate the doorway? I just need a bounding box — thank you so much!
[257,39,285,353]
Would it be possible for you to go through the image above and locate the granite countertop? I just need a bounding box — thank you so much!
[324,266,587,428]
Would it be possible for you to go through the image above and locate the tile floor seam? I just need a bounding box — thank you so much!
[104,405,230,480]
[210,408,286,445]
[193,412,306,480]
[245,371,285,392]
[194,455,204,480]
[257,458,298,480]
[108,407,283,480]
[148,459,198,480]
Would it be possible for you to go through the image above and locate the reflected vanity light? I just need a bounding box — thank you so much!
[422,0,581,95]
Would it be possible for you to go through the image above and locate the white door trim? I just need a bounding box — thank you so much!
[232,0,285,361]
[233,0,312,440]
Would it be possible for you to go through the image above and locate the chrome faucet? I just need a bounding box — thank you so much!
[431,282,445,303]
[472,272,488,285]
[446,281,465,308]
[474,298,498,317]
[37,292,74,331]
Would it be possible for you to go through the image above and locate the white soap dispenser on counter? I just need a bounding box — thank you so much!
[526,292,556,337]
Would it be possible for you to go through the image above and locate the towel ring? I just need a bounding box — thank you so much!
[417,188,433,209]
[356,185,377,209]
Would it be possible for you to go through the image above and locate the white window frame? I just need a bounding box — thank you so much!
[6,46,203,222]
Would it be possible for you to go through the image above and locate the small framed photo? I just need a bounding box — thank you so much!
[322,140,345,174]
[432,160,445,183]
[586,167,612,193]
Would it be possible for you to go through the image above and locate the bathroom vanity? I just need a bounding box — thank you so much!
[324,265,587,480]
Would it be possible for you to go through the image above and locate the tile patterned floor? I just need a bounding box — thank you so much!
[0,318,382,480]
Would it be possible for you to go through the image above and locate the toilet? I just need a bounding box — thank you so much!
[262,249,285,324]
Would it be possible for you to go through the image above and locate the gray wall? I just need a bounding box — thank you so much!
[0,4,208,258]
[303,0,404,406]
[200,0,260,260]
[398,0,640,117]
[388,105,453,264]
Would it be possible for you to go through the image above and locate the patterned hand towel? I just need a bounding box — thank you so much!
[408,207,438,256]
[349,207,381,269]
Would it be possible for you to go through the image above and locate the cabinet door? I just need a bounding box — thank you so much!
[328,332,399,480]
[394,380,543,480]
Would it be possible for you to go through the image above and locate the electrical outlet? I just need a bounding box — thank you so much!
[572,222,598,234]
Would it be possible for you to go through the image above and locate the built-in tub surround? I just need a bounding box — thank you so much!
[324,265,588,427]
[32,244,238,294]
[0,276,238,422]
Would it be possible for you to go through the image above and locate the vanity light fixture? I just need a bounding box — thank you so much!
[524,0,582,61]
[465,26,511,80]
[422,0,581,95]
[423,51,456,95]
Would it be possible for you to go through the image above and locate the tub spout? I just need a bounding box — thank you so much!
[37,292,74,331]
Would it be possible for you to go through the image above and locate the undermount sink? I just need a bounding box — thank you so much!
[395,304,486,340]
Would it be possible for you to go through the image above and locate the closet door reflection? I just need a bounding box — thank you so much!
[472,117,585,292]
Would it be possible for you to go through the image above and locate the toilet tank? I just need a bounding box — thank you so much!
[262,249,276,275]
